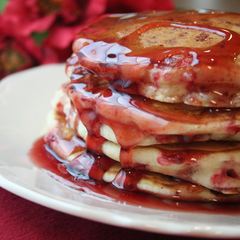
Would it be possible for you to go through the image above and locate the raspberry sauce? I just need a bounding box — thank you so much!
[29,137,240,214]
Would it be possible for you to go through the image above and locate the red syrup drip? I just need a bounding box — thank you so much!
[112,169,143,192]
[66,63,240,146]
[67,150,114,181]
[85,132,105,154]
[29,137,240,214]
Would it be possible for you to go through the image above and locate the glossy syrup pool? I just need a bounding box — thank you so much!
[29,137,240,215]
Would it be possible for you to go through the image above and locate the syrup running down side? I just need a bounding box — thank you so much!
[29,137,240,214]
[38,110,240,202]
[65,54,240,143]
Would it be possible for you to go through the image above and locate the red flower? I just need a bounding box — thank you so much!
[0,38,36,79]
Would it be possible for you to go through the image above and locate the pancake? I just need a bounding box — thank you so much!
[44,112,240,202]
[72,10,240,107]
[53,83,240,147]
[43,9,240,203]
[55,58,240,150]
[50,82,240,194]
[54,89,240,147]
[48,100,240,195]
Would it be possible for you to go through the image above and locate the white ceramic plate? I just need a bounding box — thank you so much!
[0,64,240,239]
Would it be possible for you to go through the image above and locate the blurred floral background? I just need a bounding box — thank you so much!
[0,0,174,80]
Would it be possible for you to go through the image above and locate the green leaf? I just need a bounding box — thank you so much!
[0,0,8,12]
[31,31,49,46]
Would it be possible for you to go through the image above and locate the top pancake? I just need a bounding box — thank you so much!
[73,10,240,107]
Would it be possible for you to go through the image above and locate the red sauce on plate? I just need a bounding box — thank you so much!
[29,137,240,214]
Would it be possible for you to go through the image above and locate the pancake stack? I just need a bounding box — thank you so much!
[45,10,240,202]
